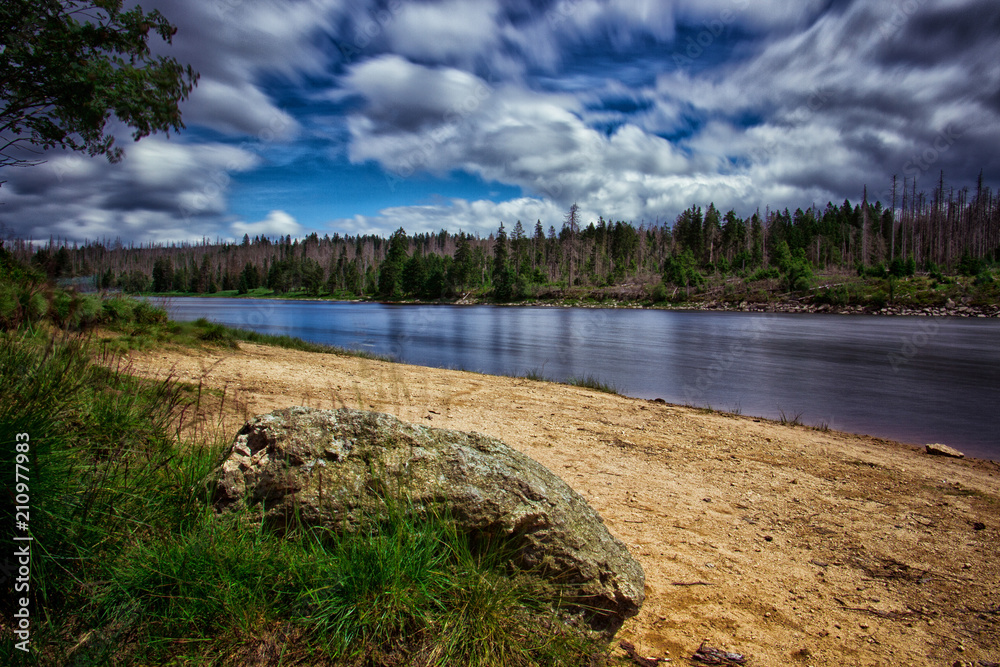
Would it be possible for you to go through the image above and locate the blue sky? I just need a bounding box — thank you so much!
[2,0,999,244]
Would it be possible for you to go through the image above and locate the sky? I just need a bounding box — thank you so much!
[2,0,999,245]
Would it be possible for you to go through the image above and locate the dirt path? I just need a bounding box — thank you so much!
[129,342,1000,667]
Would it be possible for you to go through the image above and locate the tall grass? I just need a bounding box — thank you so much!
[0,284,607,665]
[567,374,619,395]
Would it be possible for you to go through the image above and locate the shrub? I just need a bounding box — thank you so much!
[958,252,983,277]
[648,281,668,303]
[858,263,887,278]
[132,299,169,325]
[76,294,104,330]
[888,256,914,278]
[747,266,780,282]
[102,296,136,324]
[196,321,238,346]
[867,290,888,309]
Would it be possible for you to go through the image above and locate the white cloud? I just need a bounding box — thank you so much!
[181,79,299,140]
[342,58,742,225]
[383,0,501,64]
[231,210,304,240]
[327,197,566,239]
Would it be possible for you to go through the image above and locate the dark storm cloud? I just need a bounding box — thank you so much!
[875,0,1000,67]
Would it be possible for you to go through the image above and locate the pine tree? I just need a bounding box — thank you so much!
[448,233,472,293]
[152,257,173,292]
[492,222,514,301]
[377,227,409,298]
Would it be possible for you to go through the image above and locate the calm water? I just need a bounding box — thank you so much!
[154,297,1000,460]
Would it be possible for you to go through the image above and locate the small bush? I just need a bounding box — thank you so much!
[648,281,668,303]
[958,252,984,277]
[867,290,888,310]
[196,321,238,346]
[813,284,850,306]
[0,282,21,328]
[132,299,169,325]
[888,256,915,278]
[76,294,104,329]
[746,266,780,282]
[974,270,994,286]
[102,296,136,324]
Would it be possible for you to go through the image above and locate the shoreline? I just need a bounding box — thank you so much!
[128,341,1000,667]
[147,290,1000,318]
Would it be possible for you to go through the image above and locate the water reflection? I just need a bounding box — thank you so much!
[154,298,1000,460]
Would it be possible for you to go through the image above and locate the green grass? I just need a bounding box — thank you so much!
[566,374,619,395]
[0,275,610,665]
[519,367,551,382]
[96,307,393,361]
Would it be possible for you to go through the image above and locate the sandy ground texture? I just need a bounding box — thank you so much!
[128,342,1000,667]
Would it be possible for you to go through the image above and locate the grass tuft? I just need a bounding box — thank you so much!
[566,374,619,395]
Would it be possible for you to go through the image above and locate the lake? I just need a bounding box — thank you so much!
[153,297,1000,460]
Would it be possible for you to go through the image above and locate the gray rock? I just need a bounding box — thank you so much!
[211,406,645,637]
[925,443,965,459]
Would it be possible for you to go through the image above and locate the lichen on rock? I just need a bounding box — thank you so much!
[209,406,645,637]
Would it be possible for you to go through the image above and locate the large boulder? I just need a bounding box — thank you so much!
[211,406,645,637]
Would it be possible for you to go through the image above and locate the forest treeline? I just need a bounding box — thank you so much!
[9,173,1000,301]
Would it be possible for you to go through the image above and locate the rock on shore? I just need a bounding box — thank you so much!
[211,406,646,637]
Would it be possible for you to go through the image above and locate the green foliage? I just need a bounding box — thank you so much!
[300,257,324,296]
[662,249,704,290]
[237,261,261,294]
[378,227,409,299]
[493,222,515,302]
[0,331,606,666]
[858,262,887,278]
[888,256,915,278]
[194,318,239,347]
[1,250,169,331]
[648,281,669,303]
[812,283,852,307]
[773,241,813,291]
[0,0,199,168]
[747,266,781,282]
[152,257,174,292]
[958,251,984,277]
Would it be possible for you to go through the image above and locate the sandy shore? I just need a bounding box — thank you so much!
[129,342,999,667]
